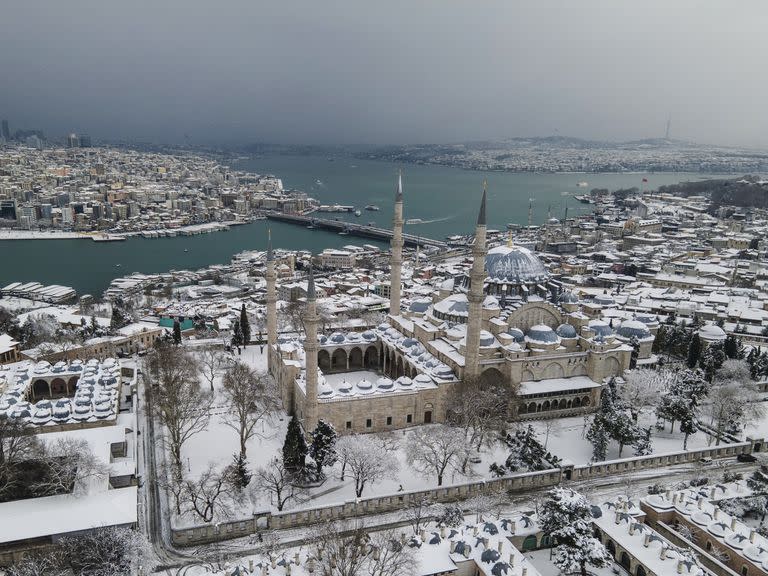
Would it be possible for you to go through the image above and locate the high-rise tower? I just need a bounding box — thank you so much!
[464,182,488,380]
[303,262,319,431]
[265,231,277,374]
[389,171,404,316]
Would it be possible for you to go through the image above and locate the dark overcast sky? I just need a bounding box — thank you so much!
[1,1,766,146]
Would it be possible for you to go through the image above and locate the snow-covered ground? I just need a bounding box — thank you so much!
[528,412,714,466]
[0,229,87,240]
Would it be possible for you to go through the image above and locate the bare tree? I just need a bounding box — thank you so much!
[158,463,184,516]
[618,368,672,421]
[253,457,307,511]
[406,425,467,486]
[146,342,213,475]
[367,529,418,576]
[403,496,434,535]
[0,414,43,501]
[705,360,765,445]
[182,464,232,523]
[337,435,398,498]
[34,437,108,496]
[198,345,226,392]
[310,522,370,576]
[221,362,279,458]
[281,300,307,337]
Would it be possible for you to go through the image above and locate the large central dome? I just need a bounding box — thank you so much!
[485,245,549,284]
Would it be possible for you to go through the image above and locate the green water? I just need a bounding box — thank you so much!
[0,153,716,297]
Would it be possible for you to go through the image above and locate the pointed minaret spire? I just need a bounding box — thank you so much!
[267,228,273,262]
[477,179,487,226]
[395,169,403,202]
[307,260,316,301]
[389,171,404,315]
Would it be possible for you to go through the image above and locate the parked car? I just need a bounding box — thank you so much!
[737,453,757,463]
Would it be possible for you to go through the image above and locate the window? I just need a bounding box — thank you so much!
[741,567,748,576]
[386,416,392,426]
[406,414,413,423]
[366,418,372,428]
[346,421,352,430]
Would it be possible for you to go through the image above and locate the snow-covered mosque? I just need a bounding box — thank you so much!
[268,177,640,435]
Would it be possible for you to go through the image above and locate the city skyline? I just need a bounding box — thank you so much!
[2,1,768,147]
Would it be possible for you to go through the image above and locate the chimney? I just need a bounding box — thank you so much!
[731,518,737,531]
[522,568,527,576]
[420,529,426,542]
[294,552,300,565]
[697,499,703,509]
[643,534,651,548]
[750,529,756,543]
[510,520,516,534]
[473,526,479,536]
[710,487,716,499]
[307,558,316,574]
[509,554,515,566]
[261,566,268,576]
[271,557,277,569]
[629,523,635,536]
[666,490,672,500]
[372,546,381,561]
[677,560,683,574]
[672,494,678,504]
[450,541,457,553]
[286,565,291,576]
[614,510,621,524]
[249,559,254,572]
[714,509,719,520]
[463,546,470,559]
[440,525,447,538]
[660,546,667,560]
[497,540,504,553]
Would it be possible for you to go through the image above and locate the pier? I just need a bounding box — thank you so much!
[264,212,447,248]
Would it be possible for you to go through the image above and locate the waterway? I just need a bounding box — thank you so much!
[0,153,719,297]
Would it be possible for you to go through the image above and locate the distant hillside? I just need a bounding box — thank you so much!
[657,176,768,209]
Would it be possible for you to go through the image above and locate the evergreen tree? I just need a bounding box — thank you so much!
[228,452,252,490]
[240,303,251,346]
[505,425,557,471]
[231,319,244,347]
[652,325,667,355]
[747,466,768,521]
[586,415,609,462]
[172,319,182,345]
[629,336,640,369]
[724,334,739,359]
[309,420,338,478]
[633,427,653,456]
[700,341,726,382]
[680,412,698,451]
[282,416,308,474]
[686,334,702,369]
[540,488,610,576]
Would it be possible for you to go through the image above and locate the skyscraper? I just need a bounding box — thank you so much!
[67,133,79,148]
[1,120,9,141]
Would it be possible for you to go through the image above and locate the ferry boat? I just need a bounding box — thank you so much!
[405,218,423,225]
[365,204,380,211]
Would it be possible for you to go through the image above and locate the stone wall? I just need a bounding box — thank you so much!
[170,438,764,547]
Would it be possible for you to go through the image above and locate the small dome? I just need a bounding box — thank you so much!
[508,328,525,342]
[588,320,613,337]
[409,298,432,314]
[635,314,659,326]
[362,330,377,341]
[556,323,578,338]
[479,331,496,347]
[319,381,333,396]
[356,379,373,391]
[617,320,652,339]
[414,373,433,385]
[526,324,560,344]
[329,332,345,343]
[378,323,391,331]
[377,377,395,390]
[698,324,726,342]
[439,277,455,291]
[402,338,418,348]
[345,332,361,342]
[337,380,353,394]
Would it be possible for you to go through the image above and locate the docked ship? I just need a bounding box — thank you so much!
[92,234,126,242]
[364,204,380,211]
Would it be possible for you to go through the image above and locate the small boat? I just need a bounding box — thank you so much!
[184,248,189,252]
[405,218,423,225]
[576,181,589,188]
[338,231,349,236]
[115,263,121,267]
[354,210,362,217]
[365,205,380,211]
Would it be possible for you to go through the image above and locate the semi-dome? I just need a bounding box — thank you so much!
[408,298,432,314]
[508,328,525,342]
[485,246,549,284]
[556,323,578,338]
[698,324,726,342]
[616,320,652,340]
[525,324,560,344]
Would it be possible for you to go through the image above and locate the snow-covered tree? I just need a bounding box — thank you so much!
[687,334,702,369]
[747,467,768,521]
[239,303,251,346]
[282,415,308,476]
[172,319,182,344]
[633,427,653,456]
[221,362,278,458]
[226,452,252,490]
[540,487,610,576]
[618,368,672,422]
[182,464,232,522]
[309,420,338,478]
[585,415,609,462]
[338,435,398,497]
[656,368,708,439]
[406,425,467,486]
[504,425,559,472]
[705,360,765,444]
[699,341,726,382]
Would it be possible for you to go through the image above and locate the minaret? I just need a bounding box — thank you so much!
[265,230,277,374]
[303,262,319,431]
[389,171,404,316]
[464,182,488,380]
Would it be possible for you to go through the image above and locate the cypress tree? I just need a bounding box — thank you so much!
[231,319,243,347]
[172,319,182,345]
[686,334,701,369]
[282,416,307,474]
[240,303,251,346]
[309,420,338,477]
